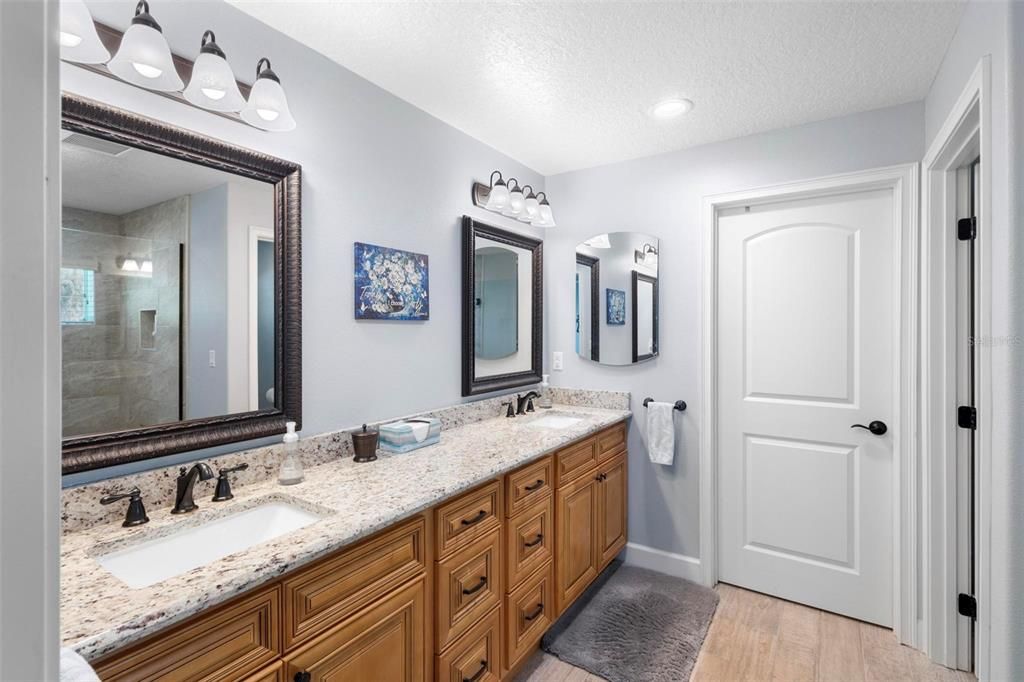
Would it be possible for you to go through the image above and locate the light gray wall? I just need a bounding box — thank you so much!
[0,0,60,678]
[63,0,544,483]
[187,183,229,419]
[924,1,1020,677]
[546,102,925,559]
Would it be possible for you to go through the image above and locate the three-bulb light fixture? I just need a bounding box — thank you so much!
[475,171,556,228]
[59,0,296,132]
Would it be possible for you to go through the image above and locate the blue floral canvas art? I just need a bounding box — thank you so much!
[354,242,429,320]
[606,288,626,325]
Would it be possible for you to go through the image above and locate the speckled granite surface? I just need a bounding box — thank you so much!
[62,388,629,534]
[61,403,630,661]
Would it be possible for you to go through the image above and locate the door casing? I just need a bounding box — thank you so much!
[700,163,919,645]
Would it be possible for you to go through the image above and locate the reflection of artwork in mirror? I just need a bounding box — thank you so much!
[353,242,429,320]
[576,232,659,365]
[462,216,543,396]
[632,271,659,362]
[606,289,626,325]
[474,247,518,358]
[61,129,275,437]
[575,254,600,362]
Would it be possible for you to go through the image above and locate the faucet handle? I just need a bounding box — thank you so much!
[212,463,249,502]
[502,401,516,418]
[100,487,149,527]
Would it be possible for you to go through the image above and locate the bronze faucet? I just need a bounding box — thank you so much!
[171,462,214,514]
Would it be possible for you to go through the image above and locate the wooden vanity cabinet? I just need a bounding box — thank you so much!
[91,422,628,682]
[554,423,628,616]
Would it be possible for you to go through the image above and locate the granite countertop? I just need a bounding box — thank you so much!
[61,404,630,660]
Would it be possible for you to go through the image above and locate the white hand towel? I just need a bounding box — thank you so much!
[647,401,675,465]
[60,647,100,682]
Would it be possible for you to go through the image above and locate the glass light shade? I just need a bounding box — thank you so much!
[184,52,245,112]
[583,234,611,249]
[60,0,111,64]
[120,258,140,272]
[241,76,296,132]
[503,188,525,216]
[538,202,555,227]
[519,193,540,222]
[484,181,510,211]
[140,259,153,273]
[108,23,183,91]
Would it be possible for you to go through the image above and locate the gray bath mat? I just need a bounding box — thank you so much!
[542,562,719,682]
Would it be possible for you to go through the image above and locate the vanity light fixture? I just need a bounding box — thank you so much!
[107,1,184,92]
[60,0,111,64]
[473,171,556,227]
[583,234,611,249]
[240,58,297,132]
[635,242,659,267]
[118,256,141,272]
[183,31,245,112]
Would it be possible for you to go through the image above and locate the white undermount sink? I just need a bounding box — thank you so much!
[526,413,585,430]
[96,500,323,589]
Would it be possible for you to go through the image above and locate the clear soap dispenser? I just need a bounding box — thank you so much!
[278,421,304,485]
[538,374,553,409]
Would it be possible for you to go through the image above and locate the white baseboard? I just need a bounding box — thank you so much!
[623,542,703,582]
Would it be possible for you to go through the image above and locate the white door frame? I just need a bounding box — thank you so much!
[700,163,920,645]
[247,225,274,411]
[920,57,991,676]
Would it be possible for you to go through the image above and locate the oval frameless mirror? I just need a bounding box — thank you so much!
[575,231,659,365]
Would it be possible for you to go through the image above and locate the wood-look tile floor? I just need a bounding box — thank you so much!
[516,583,975,682]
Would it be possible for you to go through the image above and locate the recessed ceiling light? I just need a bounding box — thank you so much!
[648,97,694,120]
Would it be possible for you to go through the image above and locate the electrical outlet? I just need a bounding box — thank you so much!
[552,351,564,371]
[208,350,216,367]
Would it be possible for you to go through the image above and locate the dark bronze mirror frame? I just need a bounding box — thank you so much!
[631,270,659,363]
[575,253,600,363]
[462,216,543,396]
[61,93,302,474]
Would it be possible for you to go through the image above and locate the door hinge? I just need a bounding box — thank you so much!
[958,216,977,241]
[958,405,977,430]
[958,593,977,619]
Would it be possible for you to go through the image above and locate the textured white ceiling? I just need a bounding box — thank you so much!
[228,1,963,175]
[62,135,268,215]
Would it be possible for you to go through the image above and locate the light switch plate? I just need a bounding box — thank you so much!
[208,350,216,367]
[552,351,563,371]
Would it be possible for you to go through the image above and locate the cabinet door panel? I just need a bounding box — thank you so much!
[435,606,501,682]
[505,495,553,591]
[504,563,554,674]
[598,454,628,568]
[436,528,502,650]
[284,579,425,682]
[555,476,599,615]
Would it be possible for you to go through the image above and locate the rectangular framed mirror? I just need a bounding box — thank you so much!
[575,253,600,362]
[461,216,543,396]
[60,94,302,474]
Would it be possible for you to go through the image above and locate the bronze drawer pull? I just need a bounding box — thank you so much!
[523,479,544,492]
[461,510,487,526]
[523,533,543,548]
[462,576,488,595]
[524,603,544,621]
[464,660,488,682]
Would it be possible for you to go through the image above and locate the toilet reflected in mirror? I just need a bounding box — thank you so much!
[575,232,659,366]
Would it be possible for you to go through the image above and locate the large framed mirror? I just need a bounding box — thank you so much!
[575,232,659,366]
[462,217,543,396]
[60,94,302,473]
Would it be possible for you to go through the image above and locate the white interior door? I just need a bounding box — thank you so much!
[717,188,895,626]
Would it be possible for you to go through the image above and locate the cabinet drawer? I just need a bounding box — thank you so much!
[505,495,553,591]
[284,578,425,682]
[504,563,554,674]
[283,515,428,651]
[94,584,281,682]
[506,456,552,517]
[597,422,626,461]
[436,528,502,650]
[555,437,599,487]
[436,480,502,559]
[435,606,501,682]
